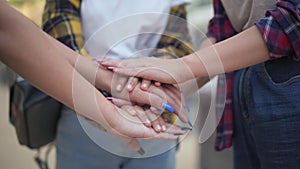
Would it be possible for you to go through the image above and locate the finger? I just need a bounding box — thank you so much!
[112,133,144,154]
[157,84,188,123]
[115,75,128,92]
[101,58,178,84]
[155,132,179,140]
[125,138,144,154]
[113,67,172,84]
[150,106,163,116]
[158,117,167,132]
[147,85,165,97]
[126,77,139,92]
[98,58,122,67]
[109,97,133,107]
[164,84,181,100]
[145,88,176,114]
[121,105,137,116]
[136,85,175,114]
[112,107,175,140]
[129,88,167,113]
[140,79,151,91]
[162,86,188,123]
[134,106,151,127]
[154,81,161,87]
[164,123,187,136]
[146,109,162,133]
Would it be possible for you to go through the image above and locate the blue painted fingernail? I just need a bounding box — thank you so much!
[188,119,193,128]
[162,102,175,113]
[184,100,190,113]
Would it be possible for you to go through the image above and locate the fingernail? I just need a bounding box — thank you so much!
[93,58,102,62]
[141,83,147,89]
[181,127,192,131]
[116,84,122,91]
[107,66,115,71]
[137,147,145,155]
[146,119,151,125]
[150,106,158,112]
[107,97,114,104]
[156,125,162,131]
[129,108,136,115]
[162,102,175,113]
[162,125,166,131]
[154,81,161,86]
[127,84,133,91]
[173,133,185,136]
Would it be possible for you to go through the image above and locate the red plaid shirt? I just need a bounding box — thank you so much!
[207,0,300,151]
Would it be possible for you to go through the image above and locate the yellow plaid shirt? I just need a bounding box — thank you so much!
[42,0,193,125]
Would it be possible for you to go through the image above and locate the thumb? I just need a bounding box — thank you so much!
[98,58,122,67]
[119,136,145,155]
[110,130,145,155]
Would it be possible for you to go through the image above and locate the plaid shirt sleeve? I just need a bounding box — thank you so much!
[206,0,237,42]
[42,0,90,58]
[206,0,237,151]
[151,4,194,60]
[256,0,300,60]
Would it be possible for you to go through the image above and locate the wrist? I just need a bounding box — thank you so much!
[95,67,113,92]
[94,94,119,130]
[181,53,206,79]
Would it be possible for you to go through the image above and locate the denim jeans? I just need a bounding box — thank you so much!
[233,57,300,169]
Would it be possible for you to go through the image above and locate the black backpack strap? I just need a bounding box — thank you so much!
[34,142,55,169]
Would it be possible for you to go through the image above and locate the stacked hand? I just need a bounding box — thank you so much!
[88,62,193,154]
[106,69,189,127]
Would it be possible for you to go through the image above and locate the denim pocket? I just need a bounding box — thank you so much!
[248,60,300,123]
[264,57,300,86]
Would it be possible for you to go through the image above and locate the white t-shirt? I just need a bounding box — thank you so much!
[81,0,190,59]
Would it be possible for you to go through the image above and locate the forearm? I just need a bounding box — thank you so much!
[183,26,269,78]
[0,2,73,105]
[182,37,216,95]
[0,2,113,127]
[195,37,216,87]
[50,41,112,92]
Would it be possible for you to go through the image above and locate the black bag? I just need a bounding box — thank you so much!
[9,78,61,149]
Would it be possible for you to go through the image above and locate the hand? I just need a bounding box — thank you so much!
[109,97,181,132]
[121,105,169,133]
[95,66,188,126]
[99,57,195,84]
[103,105,186,153]
[110,77,188,123]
